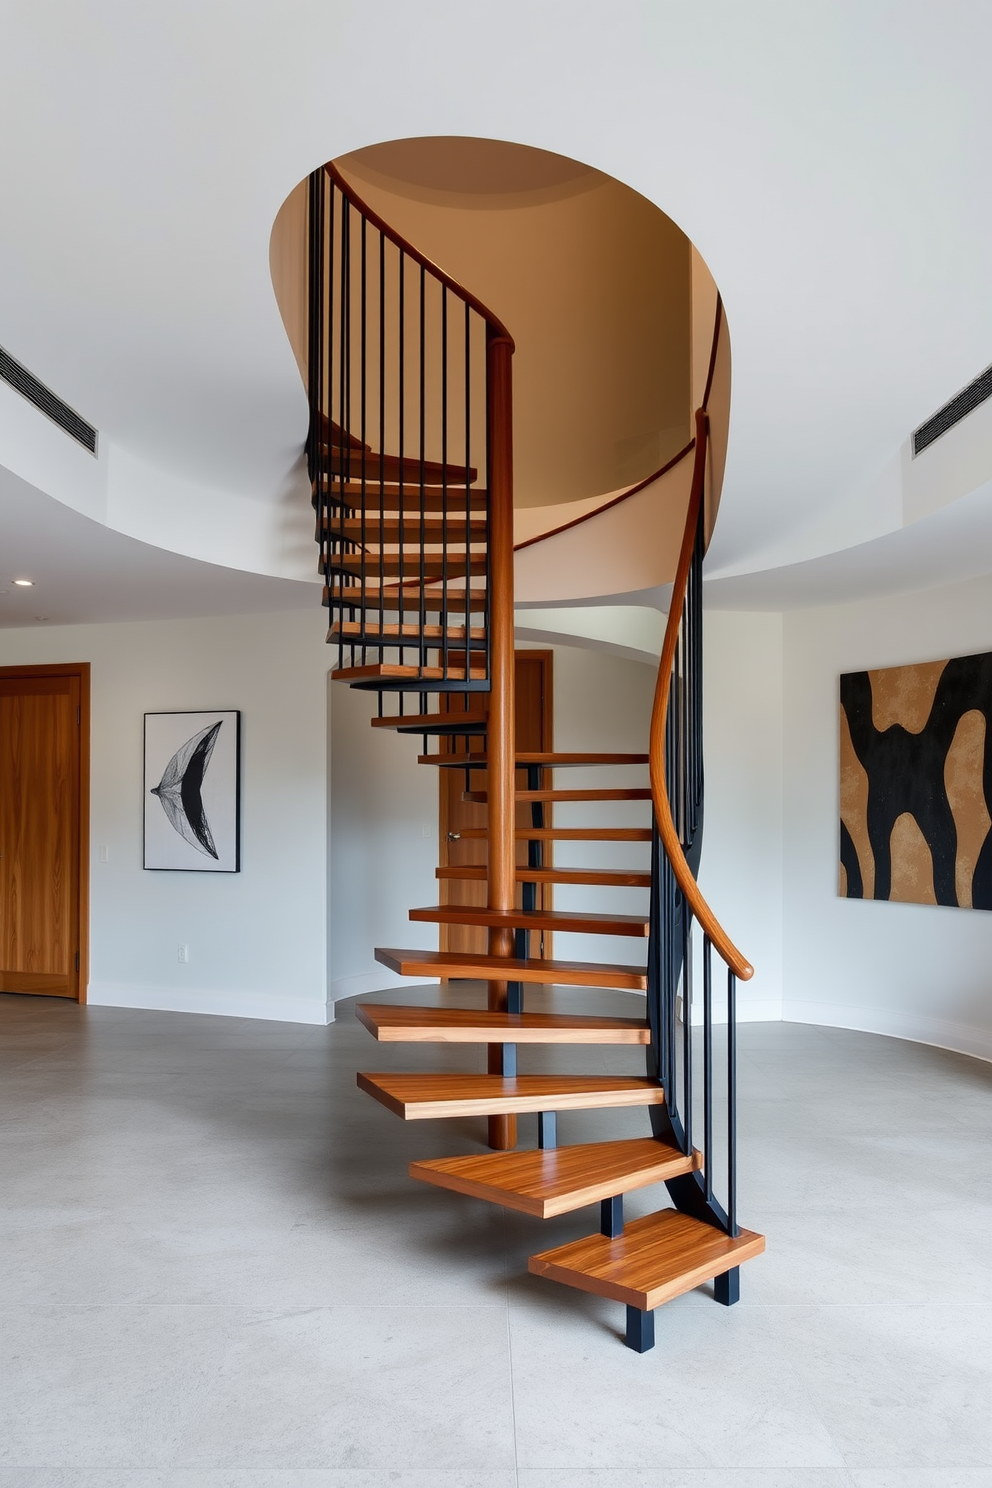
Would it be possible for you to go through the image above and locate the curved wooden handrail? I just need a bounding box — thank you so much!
[649,402,753,981]
[324,160,515,347]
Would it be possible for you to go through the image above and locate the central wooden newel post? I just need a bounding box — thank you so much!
[486,330,517,1151]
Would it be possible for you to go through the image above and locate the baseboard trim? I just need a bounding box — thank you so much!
[331,967,435,1011]
[783,999,992,1064]
[86,981,330,1026]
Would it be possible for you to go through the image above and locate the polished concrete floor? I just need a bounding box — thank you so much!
[1,986,991,1488]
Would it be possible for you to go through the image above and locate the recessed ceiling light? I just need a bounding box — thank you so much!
[13,578,33,587]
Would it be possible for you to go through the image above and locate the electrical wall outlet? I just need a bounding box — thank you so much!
[177,944,189,964]
[98,845,109,864]
[421,823,432,838]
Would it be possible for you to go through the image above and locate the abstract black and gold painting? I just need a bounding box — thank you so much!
[840,653,992,909]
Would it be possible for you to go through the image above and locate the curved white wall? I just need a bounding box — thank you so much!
[783,574,992,1061]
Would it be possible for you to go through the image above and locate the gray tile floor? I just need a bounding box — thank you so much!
[1,987,991,1488]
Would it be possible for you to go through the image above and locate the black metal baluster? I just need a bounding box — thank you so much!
[418,263,426,679]
[441,285,449,683]
[703,933,713,1202]
[728,967,738,1237]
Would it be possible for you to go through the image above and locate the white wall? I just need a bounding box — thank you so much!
[782,573,992,1060]
[700,611,784,1020]
[0,609,331,1024]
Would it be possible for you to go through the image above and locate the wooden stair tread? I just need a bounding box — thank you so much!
[326,587,486,613]
[436,866,652,888]
[357,1071,664,1119]
[332,664,488,684]
[420,752,649,768]
[320,482,487,512]
[324,554,487,579]
[328,621,487,643]
[529,1209,765,1311]
[408,905,649,937]
[370,711,489,733]
[410,1137,699,1217]
[316,449,477,484]
[327,518,487,541]
[374,947,647,991]
[454,827,653,842]
[463,788,651,803]
[355,1004,650,1044]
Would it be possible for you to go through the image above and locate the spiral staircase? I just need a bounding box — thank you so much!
[310,160,764,1350]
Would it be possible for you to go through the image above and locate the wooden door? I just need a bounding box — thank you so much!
[0,665,89,999]
[439,650,553,954]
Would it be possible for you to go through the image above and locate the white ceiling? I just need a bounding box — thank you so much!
[0,466,317,629]
[1,2,991,612]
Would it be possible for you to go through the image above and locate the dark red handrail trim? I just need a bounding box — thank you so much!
[513,438,696,553]
[511,294,724,554]
[324,160,515,347]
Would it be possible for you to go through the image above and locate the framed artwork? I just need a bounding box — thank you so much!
[143,710,241,872]
[839,653,992,909]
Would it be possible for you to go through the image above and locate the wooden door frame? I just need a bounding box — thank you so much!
[0,663,90,1002]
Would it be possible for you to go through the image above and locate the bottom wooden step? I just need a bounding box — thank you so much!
[410,1137,700,1217]
[529,1208,765,1311]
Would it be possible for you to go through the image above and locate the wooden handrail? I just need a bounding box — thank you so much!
[513,438,696,553]
[324,160,515,347]
[649,405,753,980]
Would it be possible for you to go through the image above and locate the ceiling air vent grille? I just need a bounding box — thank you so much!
[0,345,97,454]
[913,363,992,457]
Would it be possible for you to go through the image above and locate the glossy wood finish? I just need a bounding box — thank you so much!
[484,337,519,1154]
[330,588,487,614]
[463,788,651,803]
[0,665,89,1000]
[422,752,649,768]
[374,947,647,990]
[325,553,487,579]
[317,480,488,511]
[356,1071,664,1120]
[332,517,488,543]
[436,865,652,889]
[370,710,489,734]
[355,1004,650,1044]
[455,827,652,842]
[410,1137,699,1217]
[328,622,487,644]
[650,400,752,980]
[529,1208,765,1310]
[409,905,649,937]
[332,664,488,684]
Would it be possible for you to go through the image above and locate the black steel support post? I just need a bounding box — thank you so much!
[714,1267,740,1307]
[625,1305,655,1353]
[600,1195,624,1239]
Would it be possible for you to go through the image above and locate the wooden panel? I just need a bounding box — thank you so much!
[375,947,647,990]
[529,1209,766,1310]
[411,1137,700,1217]
[409,905,649,936]
[0,667,87,1000]
[438,649,555,957]
[355,1003,650,1043]
[357,1071,665,1120]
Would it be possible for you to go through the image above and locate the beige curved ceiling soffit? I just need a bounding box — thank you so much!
[269,138,729,602]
